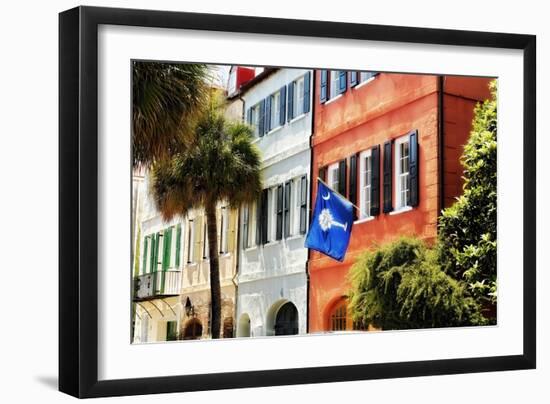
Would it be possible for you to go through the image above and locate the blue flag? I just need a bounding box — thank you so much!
[305,180,354,262]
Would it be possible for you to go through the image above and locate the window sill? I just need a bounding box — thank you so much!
[354,76,376,90]
[186,262,197,267]
[243,246,258,252]
[284,234,304,241]
[219,252,231,258]
[324,94,343,105]
[263,240,281,247]
[389,206,413,216]
[354,216,375,224]
[267,125,283,136]
[289,113,307,124]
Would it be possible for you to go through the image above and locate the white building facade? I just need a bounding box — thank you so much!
[235,68,313,337]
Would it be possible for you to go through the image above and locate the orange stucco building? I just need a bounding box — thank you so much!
[308,70,492,333]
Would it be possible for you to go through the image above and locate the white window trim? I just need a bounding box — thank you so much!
[389,205,413,216]
[293,75,306,117]
[289,112,307,124]
[359,149,373,220]
[354,75,377,90]
[324,93,343,105]
[394,135,411,211]
[267,124,283,136]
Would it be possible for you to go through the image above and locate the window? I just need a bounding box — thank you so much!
[202,220,209,259]
[141,236,149,275]
[359,71,377,83]
[270,91,281,131]
[283,182,291,237]
[395,136,411,210]
[299,176,308,234]
[242,205,249,249]
[156,233,164,271]
[219,206,228,254]
[187,220,195,263]
[330,301,347,331]
[292,76,305,117]
[330,70,341,100]
[359,150,373,219]
[328,162,339,192]
[249,103,261,137]
[166,321,178,341]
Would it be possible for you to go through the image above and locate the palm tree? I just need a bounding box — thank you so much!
[132,61,209,167]
[150,102,262,338]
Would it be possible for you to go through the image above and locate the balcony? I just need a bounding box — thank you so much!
[133,270,181,301]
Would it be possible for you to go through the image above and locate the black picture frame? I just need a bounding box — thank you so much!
[59,5,536,398]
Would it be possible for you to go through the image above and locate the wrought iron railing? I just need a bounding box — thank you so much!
[133,270,181,301]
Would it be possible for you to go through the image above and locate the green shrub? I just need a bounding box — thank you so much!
[347,238,486,330]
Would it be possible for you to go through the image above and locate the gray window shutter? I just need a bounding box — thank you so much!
[287,81,294,122]
[303,71,311,113]
[283,181,291,237]
[265,96,272,134]
[258,99,265,136]
[338,71,347,94]
[320,70,328,103]
[279,86,286,126]
[408,130,419,207]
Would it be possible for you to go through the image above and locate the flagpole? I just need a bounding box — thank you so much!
[316,177,370,218]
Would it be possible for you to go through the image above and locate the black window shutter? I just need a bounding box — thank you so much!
[299,176,308,234]
[338,71,347,94]
[279,86,286,126]
[276,185,283,240]
[408,130,419,207]
[258,99,265,137]
[287,81,294,122]
[349,71,358,87]
[283,181,291,237]
[303,71,311,113]
[256,197,261,245]
[338,159,347,196]
[261,189,269,244]
[320,70,328,103]
[349,154,358,218]
[383,141,393,213]
[370,145,381,216]
[246,108,252,125]
[318,166,327,182]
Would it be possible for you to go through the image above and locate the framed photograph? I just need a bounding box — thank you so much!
[59,6,536,398]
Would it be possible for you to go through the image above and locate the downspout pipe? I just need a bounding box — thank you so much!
[305,69,317,334]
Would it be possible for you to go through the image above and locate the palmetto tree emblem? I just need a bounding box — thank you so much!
[318,208,348,232]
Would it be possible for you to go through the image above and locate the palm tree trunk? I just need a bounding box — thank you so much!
[205,202,222,339]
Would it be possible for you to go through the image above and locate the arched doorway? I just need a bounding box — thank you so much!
[183,318,203,340]
[237,313,251,337]
[274,302,298,336]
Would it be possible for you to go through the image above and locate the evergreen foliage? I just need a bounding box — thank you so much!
[438,81,497,306]
[348,238,486,330]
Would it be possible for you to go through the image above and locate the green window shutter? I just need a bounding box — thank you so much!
[149,234,156,273]
[163,228,172,271]
[175,224,181,267]
[141,236,149,275]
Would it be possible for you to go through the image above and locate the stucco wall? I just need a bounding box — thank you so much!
[237,68,313,336]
